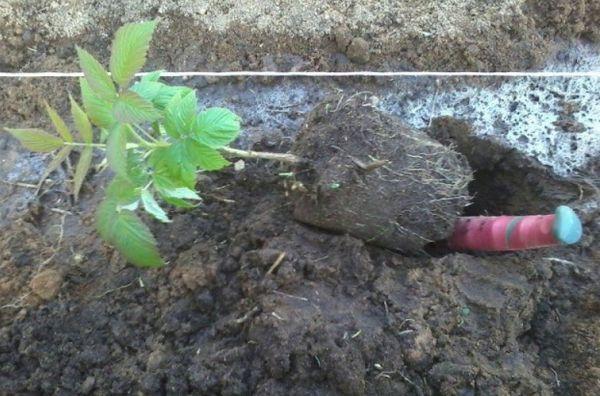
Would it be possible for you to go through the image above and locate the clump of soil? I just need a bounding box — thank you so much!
[291,96,472,253]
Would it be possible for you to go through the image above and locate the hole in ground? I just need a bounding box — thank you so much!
[423,117,585,256]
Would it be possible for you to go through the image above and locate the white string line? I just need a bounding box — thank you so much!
[1,71,600,78]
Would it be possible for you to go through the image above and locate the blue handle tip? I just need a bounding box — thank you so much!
[553,205,583,245]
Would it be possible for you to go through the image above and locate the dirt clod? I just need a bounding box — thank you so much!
[291,96,472,252]
[346,38,371,64]
[29,269,62,301]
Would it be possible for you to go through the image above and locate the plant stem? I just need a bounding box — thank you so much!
[220,147,304,164]
[134,124,159,143]
[127,126,155,148]
[64,142,106,149]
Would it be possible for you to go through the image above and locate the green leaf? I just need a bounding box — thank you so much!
[149,143,197,189]
[96,198,117,242]
[5,128,63,152]
[105,176,139,204]
[141,70,162,82]
[106,124,128,178]
[73,146,93,201]
[192,107,241,148]
[186,140,230,171]
[69,95,93,144]
[44,102,73,143]
[76,46,116,102]
[164,90,197,138]
[126,150,150,187]
[153,84,193,109]
[130,80,162,102]
[38,145,72,187]
[141,189,171,223]
[118,200,140,212]
[79,78,116,129]
[113,91,161,124]
[160,187,201,200]
[162,196,197,209]
[151,163,199,208]
[96,198,164,268]
[109,20,157,88]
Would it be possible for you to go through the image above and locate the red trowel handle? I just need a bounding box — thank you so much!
[448,206,582,252]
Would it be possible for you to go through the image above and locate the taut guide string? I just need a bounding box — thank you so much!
[1,71,600,78]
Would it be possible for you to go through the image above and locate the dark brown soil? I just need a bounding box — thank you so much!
[291,96,471,253]
[1,125,599,395]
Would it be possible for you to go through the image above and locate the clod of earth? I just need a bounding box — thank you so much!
[290,96,472,253]
[29,269,63,301]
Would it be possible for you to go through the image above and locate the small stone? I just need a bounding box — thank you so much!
[234,160,245,172]
[147,348,167,371]
[346,38,370,64]
[81,376,95,394]
[29,269,63,300]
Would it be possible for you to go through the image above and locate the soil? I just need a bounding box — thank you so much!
[1,88,599,394]
[1,0,600,73]
[1,2,600,396]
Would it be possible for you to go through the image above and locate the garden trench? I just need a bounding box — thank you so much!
[1,2,600,395]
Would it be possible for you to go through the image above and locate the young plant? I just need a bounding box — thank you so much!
[4,20,244,268]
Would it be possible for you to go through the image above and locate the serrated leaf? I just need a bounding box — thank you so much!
[161,187,201,200]
[164,90,197,138]
[96,198,164,268]
[5,128,63,152]
[73,146,93,201]
[105,176,139,203]
[186,140,230,171]
[130,80,162,102]
[38,145,72,187]
[117,200,140,212]
[69,95,93,144]
[153,84,193,109]
[126,150,150,187]
[162,196,197,209]
[149,143,197,189]
[141,189,170,223]
[192,107,241,148]
[151,168,199,208]
[113,91,161,124]
[141,70,162,82]
[109,20,157,88]
[106,124,128,178]
[44,102,73,143]
[96,198,117,242]
[80,78,116,129]
[76,46,116,102]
